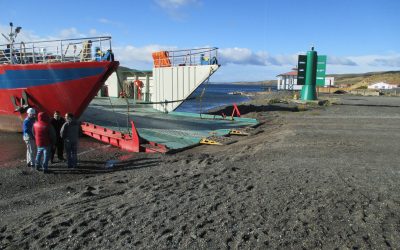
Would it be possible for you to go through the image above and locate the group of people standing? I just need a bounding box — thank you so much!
[22,108,80,173]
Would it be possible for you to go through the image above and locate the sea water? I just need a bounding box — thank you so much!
[176,83,272,113]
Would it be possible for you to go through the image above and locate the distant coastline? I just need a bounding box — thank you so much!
[216,80,277,86]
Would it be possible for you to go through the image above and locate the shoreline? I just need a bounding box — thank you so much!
[228,80,277,86]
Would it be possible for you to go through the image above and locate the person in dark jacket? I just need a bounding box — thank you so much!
[50,111,66,163]
[22,108,36,167]
[61,113,80,168]
[33,112,56,173]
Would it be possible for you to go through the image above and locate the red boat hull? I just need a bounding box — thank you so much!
[0,61,119,132]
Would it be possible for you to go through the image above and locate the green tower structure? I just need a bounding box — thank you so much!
[297,48,327,101]
[300,47,318,100]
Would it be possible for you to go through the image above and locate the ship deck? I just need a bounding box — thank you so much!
[81,97,259,150]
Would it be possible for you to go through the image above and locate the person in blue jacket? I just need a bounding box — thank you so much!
[23,108,36,167]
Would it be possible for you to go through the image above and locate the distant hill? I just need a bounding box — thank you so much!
[328,71,400,86]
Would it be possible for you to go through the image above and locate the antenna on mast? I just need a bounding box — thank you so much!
[3,22,22,64]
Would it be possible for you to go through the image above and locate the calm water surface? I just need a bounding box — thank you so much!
[176,83,273,113]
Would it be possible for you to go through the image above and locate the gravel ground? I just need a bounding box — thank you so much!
[0,94,400,249]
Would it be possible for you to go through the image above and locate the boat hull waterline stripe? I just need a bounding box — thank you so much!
[0,67,105,89]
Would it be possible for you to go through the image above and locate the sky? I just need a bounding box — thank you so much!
[1,0,399,82]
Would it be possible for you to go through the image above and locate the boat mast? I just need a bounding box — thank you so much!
[1,22,22,64]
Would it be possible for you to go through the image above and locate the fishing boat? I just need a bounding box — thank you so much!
[0,23,118,132]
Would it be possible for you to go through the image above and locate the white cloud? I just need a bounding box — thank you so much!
[327,56,357,66]
[267,54,298,66]
[96,18,122,28]
[59,28,84,39]
[312,54,400,77]
[370,54,400,67]
[113,44,400,78]
[89,29,98,36]
[219,47,297,67]
[339,53,400,69]
[98,18,112,24]
[218,48,371,69]
[50,27,109,40]
[155,0,199,9]
[113,44,178,69]
[219,48,258,65]
[211,64,284,82]
[0,24,40,43]
[114,45,292,70]
[210,50,400,80]
[0,25,110,44]
[155,0,200,20]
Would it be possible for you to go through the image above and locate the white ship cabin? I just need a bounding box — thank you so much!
[277,68,334,90]
[367,82,397,90]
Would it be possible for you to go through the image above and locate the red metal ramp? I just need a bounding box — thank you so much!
[81,121,168,153]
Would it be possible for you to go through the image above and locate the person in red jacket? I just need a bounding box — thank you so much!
[33,112,56,173]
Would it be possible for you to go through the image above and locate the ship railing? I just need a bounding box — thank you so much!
[152,47,218,68]
[0,36,113,64]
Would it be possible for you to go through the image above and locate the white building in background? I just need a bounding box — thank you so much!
[324,77,335,87]
[277,68,334,90]
[277,69,301,90]
[368,82,397,90]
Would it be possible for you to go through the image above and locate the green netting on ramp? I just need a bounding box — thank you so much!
[82,98,259,150]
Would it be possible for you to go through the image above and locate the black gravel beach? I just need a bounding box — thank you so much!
[1,95,400,249]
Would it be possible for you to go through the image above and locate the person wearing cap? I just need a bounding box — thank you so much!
[22,108,36,167]
[50,111,66,163]
[33,112,56,173]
